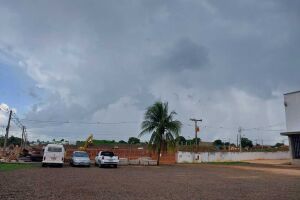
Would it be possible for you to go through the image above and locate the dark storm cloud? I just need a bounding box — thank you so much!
[160,38,209,71]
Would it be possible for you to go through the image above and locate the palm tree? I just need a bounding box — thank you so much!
[139,101,182,165]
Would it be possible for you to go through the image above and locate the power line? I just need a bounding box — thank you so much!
[20,119,139,125]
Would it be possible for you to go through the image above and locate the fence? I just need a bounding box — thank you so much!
[176,151,290,163]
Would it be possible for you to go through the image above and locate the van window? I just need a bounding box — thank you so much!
[48,147,62,152]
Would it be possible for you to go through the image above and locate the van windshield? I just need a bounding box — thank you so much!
[48,147,62,152]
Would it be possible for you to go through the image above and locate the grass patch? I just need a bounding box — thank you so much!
[204,161,249,165]
[0,163,38,171]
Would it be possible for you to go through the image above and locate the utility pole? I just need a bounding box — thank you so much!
[24,128,28,149]
[190,118,202,146]
[21,126,25,149]
[3,110,12,150]
[238,127,242,152]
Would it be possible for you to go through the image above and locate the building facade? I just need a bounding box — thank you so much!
[281,91,300,166]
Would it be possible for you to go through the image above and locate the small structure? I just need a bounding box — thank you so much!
[281,91,300,166]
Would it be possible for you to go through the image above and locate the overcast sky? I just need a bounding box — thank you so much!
[0,0,299,144]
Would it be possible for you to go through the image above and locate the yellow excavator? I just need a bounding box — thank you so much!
[79,134,93,151]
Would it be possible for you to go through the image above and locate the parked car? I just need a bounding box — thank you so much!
[42,144,65,167]
[70,151,91,167]
[95,151,119,168]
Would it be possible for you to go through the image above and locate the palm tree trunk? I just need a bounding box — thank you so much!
[157,133,163,166]
[157,145,161,166]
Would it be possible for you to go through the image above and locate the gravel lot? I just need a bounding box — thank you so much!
[0,164,299,200]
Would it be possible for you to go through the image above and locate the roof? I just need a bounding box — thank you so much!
[280,131,300,136]
[284,90,300,95]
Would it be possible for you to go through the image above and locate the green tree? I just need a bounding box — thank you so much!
[192,138,201,145]
[241,137,253,148]
[9,136,22,146]
[118,140,127,144]
[224,142,230,146]
[176,136,186,145]
[213,139,224,147]
[0,136,22,146]
[273,143,284,148]
[139,101,182,165]
[128,137,140,144]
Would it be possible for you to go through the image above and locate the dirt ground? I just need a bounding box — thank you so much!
[0,163,299,200]
[243,159,291,165]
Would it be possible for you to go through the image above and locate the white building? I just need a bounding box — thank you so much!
[281,91,300,166]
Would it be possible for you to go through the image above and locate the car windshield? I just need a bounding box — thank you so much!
[74,152,88,157]
[100,152,114,156]
[48,147,62,152]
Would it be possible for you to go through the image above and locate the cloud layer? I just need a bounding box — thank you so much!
[0,0,298,144]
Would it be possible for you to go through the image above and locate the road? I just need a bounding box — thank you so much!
[0,164,299,200]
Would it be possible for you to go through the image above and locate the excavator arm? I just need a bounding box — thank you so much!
[79,134,93,151]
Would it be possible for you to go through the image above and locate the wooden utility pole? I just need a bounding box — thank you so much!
[190,118,202,146]
[21,126,25,149]
[3,110,12,150]
[238,127,242,152]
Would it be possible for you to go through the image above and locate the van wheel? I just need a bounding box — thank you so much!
[42,163,47,167]
[114,164,118,168]
[99,164,102,168]
[59,164,63,168]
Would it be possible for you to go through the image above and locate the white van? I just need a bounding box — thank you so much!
[42,144,65,167]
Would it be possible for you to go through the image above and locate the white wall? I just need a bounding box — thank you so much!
[176,151,290,163]
[284,91,300,132]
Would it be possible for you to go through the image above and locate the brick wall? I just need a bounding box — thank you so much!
[65,146,176,164]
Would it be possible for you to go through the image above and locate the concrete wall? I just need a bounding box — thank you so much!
[176,151,290,163]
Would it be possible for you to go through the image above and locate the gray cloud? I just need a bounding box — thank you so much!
[0,0,298,144]
[160,38,209,71]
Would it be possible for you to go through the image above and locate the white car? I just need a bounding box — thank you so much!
[95,151,119,168]
[42,144,65,167]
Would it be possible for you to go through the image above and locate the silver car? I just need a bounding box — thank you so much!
[70,151,91,167]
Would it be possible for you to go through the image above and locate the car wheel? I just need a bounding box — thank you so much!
[99,164,102,168]
[114,164,118,168]
[42,163,46,167]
